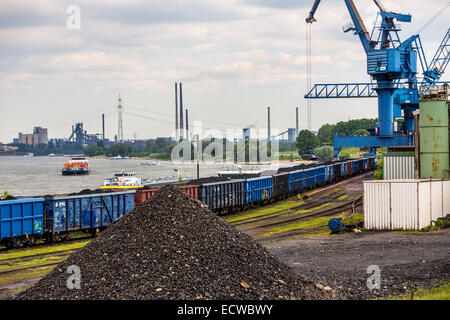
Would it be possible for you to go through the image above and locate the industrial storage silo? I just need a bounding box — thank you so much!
[419,98,449,179]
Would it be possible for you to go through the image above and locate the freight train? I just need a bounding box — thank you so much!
[0,156,376,249]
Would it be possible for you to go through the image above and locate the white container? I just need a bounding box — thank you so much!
[383,154,415,179]
[364,179,450,230]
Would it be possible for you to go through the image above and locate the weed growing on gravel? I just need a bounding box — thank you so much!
[393,282,450,300]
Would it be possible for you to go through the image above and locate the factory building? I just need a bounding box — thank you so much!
[18,127,48,147]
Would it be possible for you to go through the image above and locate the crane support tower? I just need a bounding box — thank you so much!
[304,0,449,157]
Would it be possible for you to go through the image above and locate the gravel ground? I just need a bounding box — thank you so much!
[19,185,329,300]
[266,229,450,300]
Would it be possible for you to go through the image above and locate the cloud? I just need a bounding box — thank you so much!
[243,0,310,9]
[0,0,448,142]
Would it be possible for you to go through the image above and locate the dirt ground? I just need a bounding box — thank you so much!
[265,229,450,300]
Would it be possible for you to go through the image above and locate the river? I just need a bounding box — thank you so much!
[0,156,272,197]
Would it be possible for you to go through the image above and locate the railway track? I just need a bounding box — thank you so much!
[254,199,363,242]
[231,173,368,228]
[231,190,349,227]
[0,262,62,276]
[0,236,93,253]
[0,249,74,266]
[234,174,367,242]
[254,226,326,241]
[249,196,362,231]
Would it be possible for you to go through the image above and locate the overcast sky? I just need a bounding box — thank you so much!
[0,0,448,142]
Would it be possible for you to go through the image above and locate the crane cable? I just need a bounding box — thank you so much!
[416,2,449,35]
[306,22,312,131]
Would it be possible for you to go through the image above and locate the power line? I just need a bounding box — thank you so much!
[416,2,449,34]
[126,104,256,128]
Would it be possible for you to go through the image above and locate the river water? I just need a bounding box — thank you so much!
[0,156,273,197]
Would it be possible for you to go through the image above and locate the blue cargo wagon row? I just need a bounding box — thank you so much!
[0,190,135,249]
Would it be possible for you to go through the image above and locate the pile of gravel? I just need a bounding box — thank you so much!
[277,163,319,174]
[183,176,231,185]
[0,195,17,201]
[19,185,328,300]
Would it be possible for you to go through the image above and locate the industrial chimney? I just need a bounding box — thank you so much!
[185,109,189,141]
[179,83,184,140]
[267,106,271,141]
[102,113,105,141]
[175,83,178,140]
[296,107,299,135]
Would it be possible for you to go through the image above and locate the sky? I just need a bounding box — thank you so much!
[0,0,448,143]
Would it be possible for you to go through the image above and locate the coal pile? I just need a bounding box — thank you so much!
[277,163,319,174]
[183,176,231,185]
[0,195,17,201]
[68,188,111,196]
[19,185,327,300]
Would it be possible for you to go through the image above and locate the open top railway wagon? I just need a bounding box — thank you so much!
[0,191,135,249]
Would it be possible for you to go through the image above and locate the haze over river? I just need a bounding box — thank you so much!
[0,156,273,197]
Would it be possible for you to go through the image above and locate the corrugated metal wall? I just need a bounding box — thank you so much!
[383,154,415,179]
[364,180,450,230]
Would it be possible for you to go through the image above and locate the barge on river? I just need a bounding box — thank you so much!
[62,157,90,175]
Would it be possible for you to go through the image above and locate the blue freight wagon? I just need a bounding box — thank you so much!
[315,166,326,185]
[0,198,45,248]
[289,170,305,192]
[272,172,290,199]
[325,164,334,182]
[244,176,272,204]
[198,180,245,212]
[352,159,359,175]
[304,167,316,188]
[43,191,135,239]
[342,161,348,176]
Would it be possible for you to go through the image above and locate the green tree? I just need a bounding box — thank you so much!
[354,129,370,136]
[295,130,319,155]
[108,143,132,156]
[315,146,334,163]
[317,123,336,146]
[84,145,98,157]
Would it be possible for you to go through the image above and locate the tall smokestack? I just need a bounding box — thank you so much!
[179,83,184,140]
[185,109,189,140]
[175,83,178,140]
[267,106,271,140]
[102,113,105,141]
[296,107,299,135]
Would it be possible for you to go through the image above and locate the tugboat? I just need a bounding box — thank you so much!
[62,157,90,175]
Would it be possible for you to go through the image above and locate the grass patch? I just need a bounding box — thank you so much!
[0,255,69,272]
[392,282,450,300]
[339,147,365,159]
[225,199,303,223]
[342,213,364,224]
[0,265,55,286]
[259,212,365,238]
[0,240,89,261]
[259,214,346,237]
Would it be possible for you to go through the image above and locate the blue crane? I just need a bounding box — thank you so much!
[304,0,449,156]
